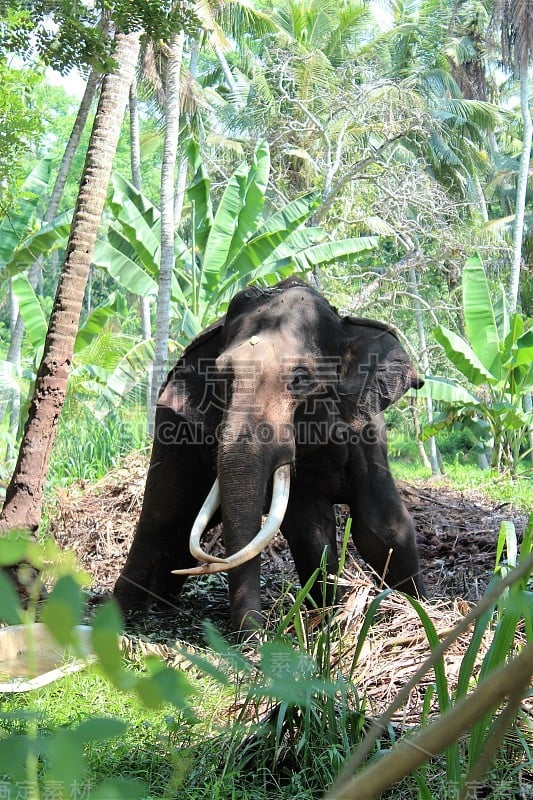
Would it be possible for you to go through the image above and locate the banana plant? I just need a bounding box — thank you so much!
[93,140,378,343]
[0,160,51,271]
[0,276,152,434]
[419,254,533,472]
[0,159,72,284]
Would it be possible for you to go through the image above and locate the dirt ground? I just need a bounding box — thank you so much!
[48,453,528,638]
[46,454,533,727]
[46,456,532,789]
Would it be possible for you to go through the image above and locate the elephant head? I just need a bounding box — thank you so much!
[114,278,424,634]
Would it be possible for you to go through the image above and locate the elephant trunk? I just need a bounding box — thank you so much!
[173,464,291,574]
[217,405,296,631]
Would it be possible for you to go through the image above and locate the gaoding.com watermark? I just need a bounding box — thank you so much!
[156,418,386,448]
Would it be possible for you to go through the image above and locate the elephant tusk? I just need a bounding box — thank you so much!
[173,464,291,575]
[188,478,225,563]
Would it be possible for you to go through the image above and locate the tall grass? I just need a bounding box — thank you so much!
[330,514,533,799]
[47,405,148,487]
[1,514,531,800]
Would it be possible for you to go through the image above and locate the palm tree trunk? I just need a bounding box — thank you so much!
[0,29,141,535]
[172,37,197,222]
[150,30,185,433]
[212,41,239,96]
[509,68,532,312]
[0,71,100,430]
[129,76,153,429]
[173,155,188,225]
[129,77,143,189]
[409,266,441,475]
[48,70,102,223]
[511,67,533,465]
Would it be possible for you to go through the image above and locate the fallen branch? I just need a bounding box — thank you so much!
[324,640,533,799]
[325,549,533,798]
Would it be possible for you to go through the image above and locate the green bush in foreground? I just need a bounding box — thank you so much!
[0,514,531,799]
[0,533,194,800]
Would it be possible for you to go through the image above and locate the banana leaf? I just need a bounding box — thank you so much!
[185,138,213,252]
[290,236,378,270]
[11,274,47,352]
[226,139,270,267]
[0,159,52,268]
[92,238,158,299]
[462,253,502,378]
[0,360,24,393]
[94,339,155,416]
[108,174,161,268]
[74,294,127,352]
[514,329,533,367]
[413,376,480,405]
[201,141,270,293]
[434,325,494,387]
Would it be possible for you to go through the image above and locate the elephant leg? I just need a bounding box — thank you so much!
[227,558,263,638]
[346,423,425,598]
[281,488,340,608]
[114,433,211,613]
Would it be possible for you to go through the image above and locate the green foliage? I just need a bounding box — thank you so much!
[0,61,45,207]
[348,513,533,797]
[0,159,52,276]
[95,141,377,342]
[391,459,533,511]
[47,406,147,487]
[0,1,200,74]
[0,209,72,284]
[420,254,533,472]
[0,284,153,470]
[0,532,194,800]
[187,616,365,790]
[182,528,366,793]
[1,511,532,798]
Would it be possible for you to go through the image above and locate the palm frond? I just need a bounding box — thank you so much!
[74,324,135,373]
[419,68,462,101]
[435,98,501,132]
[445,34,479,67]
[218,0,280,44]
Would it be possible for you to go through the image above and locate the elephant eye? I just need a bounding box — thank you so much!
[288,366,315,395]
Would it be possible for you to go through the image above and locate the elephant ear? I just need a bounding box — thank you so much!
[338,317,423,427]
[158,316,225,419]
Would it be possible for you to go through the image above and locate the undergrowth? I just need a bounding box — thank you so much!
[391,459,533,512]
[47,406,148,488]
[0,515,532,799]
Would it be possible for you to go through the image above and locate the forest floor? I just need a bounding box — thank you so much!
[49,451,529,610]
[48,453,531,725]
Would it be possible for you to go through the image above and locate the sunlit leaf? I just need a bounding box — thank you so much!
[41,574,84,645]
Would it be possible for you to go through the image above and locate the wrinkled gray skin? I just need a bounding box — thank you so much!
[114,278,425,634]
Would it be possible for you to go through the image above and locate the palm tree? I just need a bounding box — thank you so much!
[490,0,533,312]
[490,0,533,461]
[151,31,185,432]
[128,74,153,427]
[371,0,499,205]
[0,28,141,536]
[139,4,280,429]
[0,69,101,431]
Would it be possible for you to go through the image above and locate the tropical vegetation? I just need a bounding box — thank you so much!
[0,0,532,798]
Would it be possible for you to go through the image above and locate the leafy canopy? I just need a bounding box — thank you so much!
[0,0,200,73]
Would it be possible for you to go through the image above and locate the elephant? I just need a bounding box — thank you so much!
[114,278,426,634]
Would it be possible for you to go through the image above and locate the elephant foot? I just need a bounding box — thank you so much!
[113,572,152,613]
[388,572,427,600]
[233,608,264,644]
